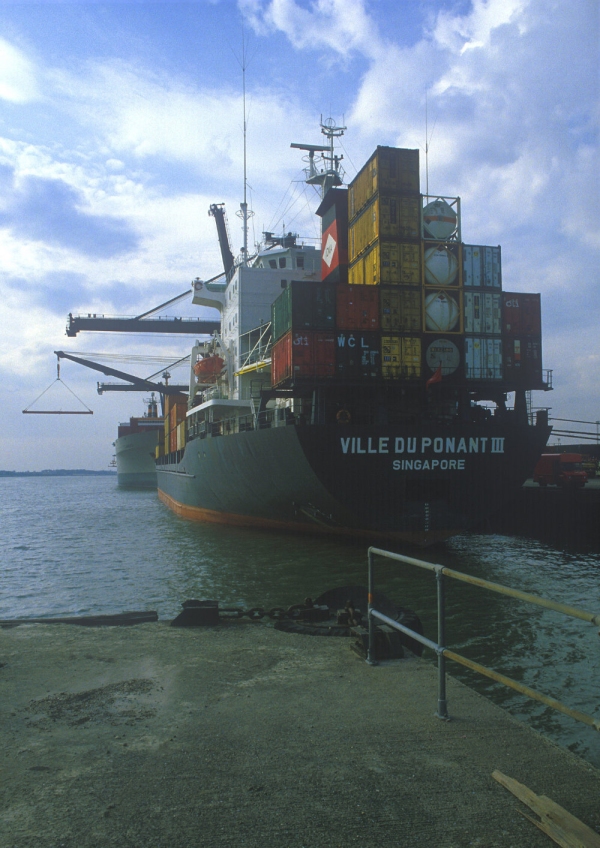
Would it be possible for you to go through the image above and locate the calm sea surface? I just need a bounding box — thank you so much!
[1,475,599,768]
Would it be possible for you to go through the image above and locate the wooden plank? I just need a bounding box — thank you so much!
[493,771,600,848]
[520,809,593,848]
[539,797,600,848]
[493,770,542,809]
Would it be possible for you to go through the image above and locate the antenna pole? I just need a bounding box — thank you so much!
[233,30,254,267]
[425,91,429,197]
[240,34,249,266]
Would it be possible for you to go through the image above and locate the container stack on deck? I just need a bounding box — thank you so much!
[270,144,546,399]
[463,245,502,381]
[159,394,187,458]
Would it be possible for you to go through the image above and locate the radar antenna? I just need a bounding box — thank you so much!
[291,116,346,198]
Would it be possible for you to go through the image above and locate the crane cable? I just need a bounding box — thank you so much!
[22,358,93,415]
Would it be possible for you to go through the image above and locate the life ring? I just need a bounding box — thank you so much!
[336,408,351,425]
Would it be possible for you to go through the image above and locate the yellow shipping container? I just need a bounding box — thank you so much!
[176,420,186,451]
[349,147,420,220]
[348,260,364,285]
[164,394,187,424]
[155,444,164,459]
[349,196,420,262]
[381,335,422,380]
[381,288,421,332]
[351,240,421,286]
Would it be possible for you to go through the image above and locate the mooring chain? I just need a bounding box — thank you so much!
[218,602,323,622]
[219,598,338,621]
[217,599,366,626]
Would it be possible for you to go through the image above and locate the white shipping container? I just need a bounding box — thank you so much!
[463,245,501,288]
[484,293,501,334]
[464,292,501,334]
[465,337,502,380]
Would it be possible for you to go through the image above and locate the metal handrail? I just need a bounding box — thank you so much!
[367,547,600,729]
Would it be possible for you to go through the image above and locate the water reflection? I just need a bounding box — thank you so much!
[1,477,598,768]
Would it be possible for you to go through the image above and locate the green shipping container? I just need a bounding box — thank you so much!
[271,281,336,342]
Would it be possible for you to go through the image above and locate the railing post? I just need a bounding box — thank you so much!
[436,568,449,720]
[367,549,378,666]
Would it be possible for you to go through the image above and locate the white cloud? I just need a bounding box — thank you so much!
[433,0,527,55]
[0,36,39,103]
[240,0,381,58]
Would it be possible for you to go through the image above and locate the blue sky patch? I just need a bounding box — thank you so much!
[0,169,139,257]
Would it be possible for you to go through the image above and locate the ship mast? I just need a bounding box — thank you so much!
[236,33,253,266]
[291,116,346,199]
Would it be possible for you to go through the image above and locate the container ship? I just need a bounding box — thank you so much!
[114,394,164,488]
[156,123,552,546]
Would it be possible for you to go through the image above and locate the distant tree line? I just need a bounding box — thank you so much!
[0,470,116,477]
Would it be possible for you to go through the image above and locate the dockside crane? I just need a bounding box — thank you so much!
[66,278,223,337]
[209,204,235,277]
[54,351,189,396]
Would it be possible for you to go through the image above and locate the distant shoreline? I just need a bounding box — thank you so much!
[0,470,117,477]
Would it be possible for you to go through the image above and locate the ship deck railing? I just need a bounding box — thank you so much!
[187,407,293,440]
[366,547,600,731]
[185,402,553,441]
[238,322,273,371]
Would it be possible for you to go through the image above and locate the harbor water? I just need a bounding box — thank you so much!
[1,475,599,769]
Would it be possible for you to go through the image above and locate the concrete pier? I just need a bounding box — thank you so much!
[2,621,599,847]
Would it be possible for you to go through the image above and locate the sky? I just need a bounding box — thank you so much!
[0,0,598,470]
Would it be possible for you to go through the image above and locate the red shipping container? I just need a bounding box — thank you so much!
[271,332,292,386]
[271,331,335,386]
[503,336,543,386]
[502,292,541,336]
[170,428,177,454]
[336,284,380,330]
[313,332,336,377]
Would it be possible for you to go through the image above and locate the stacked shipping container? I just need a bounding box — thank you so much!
[163,395,187,455]
[463,245,503,381]
[269,145,545,393]
[347,147,424,383]
[271,280,382,384]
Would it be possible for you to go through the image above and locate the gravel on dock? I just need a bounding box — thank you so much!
[1,620,599,848]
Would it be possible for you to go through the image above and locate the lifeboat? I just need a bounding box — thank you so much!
[193,355,224,381]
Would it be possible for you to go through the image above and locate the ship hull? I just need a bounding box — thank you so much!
[115,430,161,488]
[156,420,550,546]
